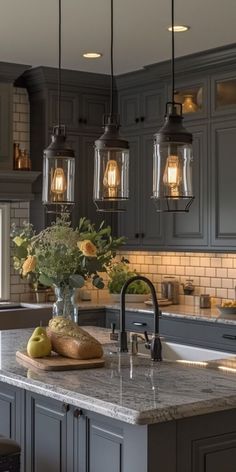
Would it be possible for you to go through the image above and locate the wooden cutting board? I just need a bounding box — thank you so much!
[16,351,105,371]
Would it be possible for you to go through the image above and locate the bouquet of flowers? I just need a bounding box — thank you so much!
[11,216,124,291]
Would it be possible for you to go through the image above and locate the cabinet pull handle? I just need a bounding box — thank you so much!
[62,403,69,413]
[83,118,87,124]
[74,408,83,418]
[135,233,139,238]
[222,334,236,340]
[140,116,145,122]
[135,118,140,123]
[132,322,147,326]
[140,233,145,238]
[78,117,83,124]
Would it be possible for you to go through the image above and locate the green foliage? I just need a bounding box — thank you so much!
[11,215,125,290]
[108,259,150,294]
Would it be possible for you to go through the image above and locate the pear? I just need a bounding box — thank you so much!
[27,333,52,358]
[31,326,47,338]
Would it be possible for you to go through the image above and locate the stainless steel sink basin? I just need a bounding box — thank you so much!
[137,340,235,362]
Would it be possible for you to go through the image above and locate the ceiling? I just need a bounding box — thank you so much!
[1,0,236,75]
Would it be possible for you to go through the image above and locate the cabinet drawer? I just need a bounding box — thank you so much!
[160,316,236,353]
[106,310,154,334]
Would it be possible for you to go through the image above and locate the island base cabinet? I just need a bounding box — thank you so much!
[177,409,236,472]
[25,392,69,472]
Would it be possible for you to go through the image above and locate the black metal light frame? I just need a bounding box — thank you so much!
[93,0,130,213]
[42,0,75,214]
[152,0,194,213]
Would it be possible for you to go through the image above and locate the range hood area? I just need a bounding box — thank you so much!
[0,170,40,201]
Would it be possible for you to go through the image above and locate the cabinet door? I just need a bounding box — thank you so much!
[81,93,109,131]
[77,135,115,231]
[48,90,79,130]
[211,120,236,247]
[140,133,164,247]
[177,409,236,472]
[25,392,68,472]
[118,136,141,247]
[211,71,236,117]
[0,382,22,440]
[0,83,13,169]
[119,91,140,131]
[165,123,208,248]
[141,89,163,128]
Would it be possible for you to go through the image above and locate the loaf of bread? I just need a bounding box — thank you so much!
[47,317,103,360]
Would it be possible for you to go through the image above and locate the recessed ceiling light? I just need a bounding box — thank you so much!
[83,52,102,59]
[168,25,190,32]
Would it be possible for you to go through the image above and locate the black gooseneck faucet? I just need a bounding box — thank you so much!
[119,275,162,361]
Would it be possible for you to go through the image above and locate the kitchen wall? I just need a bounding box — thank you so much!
[9,87,31,302]
[99,250,236,305]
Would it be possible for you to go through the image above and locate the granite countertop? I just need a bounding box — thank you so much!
[21,300,236,325]
[0,327,236,425]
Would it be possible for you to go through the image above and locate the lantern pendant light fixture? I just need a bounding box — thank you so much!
[152,0,194,212]
[93,0,129,212]
[42,0,75,214]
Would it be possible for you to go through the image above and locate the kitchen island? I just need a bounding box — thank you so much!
[0,327,236,471]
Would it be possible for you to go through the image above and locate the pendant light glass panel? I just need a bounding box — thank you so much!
[153,138,193,212]
[94,145,129,212]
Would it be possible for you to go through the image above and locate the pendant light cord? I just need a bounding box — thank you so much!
[110,0,114,116]
[171,0,175,105]
[58,0,62,129]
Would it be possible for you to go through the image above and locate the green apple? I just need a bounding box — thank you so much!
[27,334,52,358]
[31,326,47,338]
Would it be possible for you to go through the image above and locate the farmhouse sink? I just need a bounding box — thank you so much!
[137,340,236,362]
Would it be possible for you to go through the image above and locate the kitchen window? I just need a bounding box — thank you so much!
[0,204,10,300]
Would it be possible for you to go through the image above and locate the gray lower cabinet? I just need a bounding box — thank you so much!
[0,382,236,471]
[25,392,69,472]
[105,309,236,353]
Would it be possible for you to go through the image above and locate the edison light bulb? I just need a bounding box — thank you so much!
[163,155,182,197]
[51,167,67,200]
[103,159,120,198]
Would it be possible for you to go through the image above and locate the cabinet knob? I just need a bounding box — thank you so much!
[78,117,83,124]
[140,116,145,122]
[132,321,147,326]
[135,118,140,123]
[135,233,139,238]
[83,118,87,124]
[62,403,69,413]
[74,408,83,418]
[222,334,236,340]
[140,233,145,238]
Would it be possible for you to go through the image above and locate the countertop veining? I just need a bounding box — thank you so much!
[0,327,236,425]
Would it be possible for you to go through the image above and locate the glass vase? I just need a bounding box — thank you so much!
[52,285,76,320]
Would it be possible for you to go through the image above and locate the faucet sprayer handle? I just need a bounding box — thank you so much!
[150,335,162,362]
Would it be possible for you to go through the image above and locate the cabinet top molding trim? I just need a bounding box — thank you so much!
[116,42,236,89]
[0,170,41,201]
[18,66,112,94]
[0,62,30,84]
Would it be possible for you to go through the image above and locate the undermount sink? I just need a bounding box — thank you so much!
[137,340,236,362]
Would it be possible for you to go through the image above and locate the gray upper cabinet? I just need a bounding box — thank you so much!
[119,87,163,132]
[0,83,13,169]
[211,70,236,117]
[165,122,209,248]
[172,77,208,120]
[48,90,79,130]
[119,132,164,248]
[210,119,236,248]
[48,90,109,133]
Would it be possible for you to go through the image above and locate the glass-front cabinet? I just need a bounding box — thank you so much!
[169,78,208,119]
[211,71,236,116]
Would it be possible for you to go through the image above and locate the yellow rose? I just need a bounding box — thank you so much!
[78,240,97,257]
[22,255,37,276]
[13,236,24,247]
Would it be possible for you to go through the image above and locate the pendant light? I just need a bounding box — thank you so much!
[93,0,129,212]
[152,0,194,212]
[42,0,75,213]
